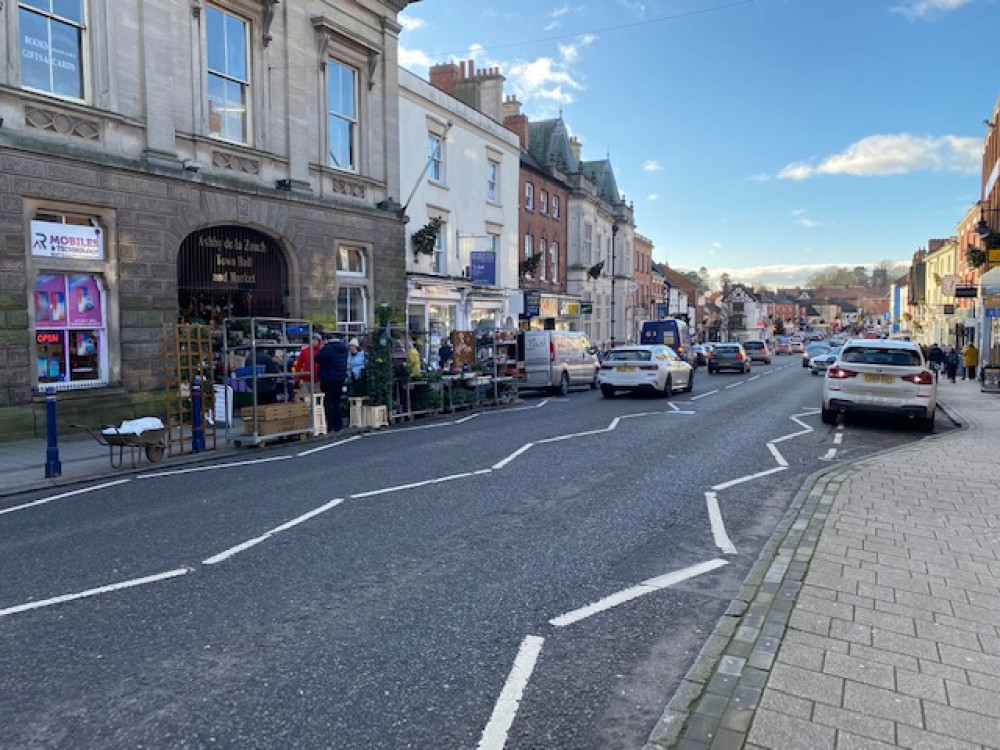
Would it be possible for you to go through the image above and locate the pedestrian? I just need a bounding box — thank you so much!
[346,337,366,396]
[438,337,454,370]
[962,341,979,381]
[314,334,348,432]
[928,343,944,381]
[292,332,323,392]
[945,346,960,383]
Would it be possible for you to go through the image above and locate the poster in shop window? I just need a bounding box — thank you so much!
[67,275,103,327]
[34,274,67,325]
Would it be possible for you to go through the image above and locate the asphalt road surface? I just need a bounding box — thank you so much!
[0,359,950,749]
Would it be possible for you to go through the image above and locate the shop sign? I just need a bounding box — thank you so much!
[560,301,580,316]
[983,366,1000,393]
[580,302,593,315]
[524,291,541,317]
[199,233,268,285]
[955,285,978,298]
[540,297,559,318]
[470,251,496,286]
[30,221,103,260]
[943,304,956,315]
[656,303,668,319]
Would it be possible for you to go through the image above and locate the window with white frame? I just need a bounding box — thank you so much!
[525,183,534,211]
[328,59,358,170]
[206,6,249,143]
[550,241,558,283]
[583,222,593,265]
[539,238,547,280]
[540,190,548,216]
[433,219,446,274]
[19,0,86,99]
[487,160,499,202]
[552,195,560,219]
[336,245,369,333]
[524,233,532,260]
[428,133,443,182]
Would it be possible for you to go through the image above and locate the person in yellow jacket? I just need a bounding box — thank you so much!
[962,342,979,381]
[406,339,422,377]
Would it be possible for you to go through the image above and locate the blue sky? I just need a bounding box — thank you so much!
[398,0,998,288]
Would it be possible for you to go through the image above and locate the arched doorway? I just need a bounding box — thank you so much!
[177,226,288,325]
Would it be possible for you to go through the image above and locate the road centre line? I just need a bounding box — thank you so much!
[298,435,363,455]
[668,402,680,411]
[691,389,719,400]
[454,413,480,424]
[350,469,492,499]
[711,466,787,491]
[833,433,843,445]
[493,443,534,470]
[477,635,545,750]
[705,492,737,555]
[766,442,789,467]
[0,568,191,618]
[137,455,292,478]
[549,559,729,628]
[725,381,745,389]
[821,448,837,461]
[0,479,131,516]
[203,498,345,565]
[748,375,760,381]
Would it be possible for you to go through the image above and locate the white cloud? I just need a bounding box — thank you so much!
[777,133,981,180]
[618,0,652,16]
[890,0,974,20]
[643,160,663,172]
[398,15,425,32]
[748,173,771,183]
[552,4,571,18]
[795,218,821,228]
[399,46,435,72]
[648,194,659,201]
[558,34,596,64]
[699,262,910,289]
[791,208,807,216]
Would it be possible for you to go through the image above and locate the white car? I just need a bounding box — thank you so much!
[599,344,693,398]
[821,339,937,431]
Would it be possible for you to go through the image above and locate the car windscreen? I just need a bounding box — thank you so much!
[714,346,740,354]
[744,342,763,349]
[607,350,652,362]
[840,347,922,366]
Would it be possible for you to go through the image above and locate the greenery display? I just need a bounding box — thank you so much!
[411,218,442,257]
[587,261,604,279]
[519,253,542,277]
[967,246,988,268]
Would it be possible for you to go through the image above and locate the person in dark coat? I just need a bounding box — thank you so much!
[928,343,944,381]
[314,336,349,432]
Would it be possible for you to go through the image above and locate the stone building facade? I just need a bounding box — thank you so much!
[0,0,416,437]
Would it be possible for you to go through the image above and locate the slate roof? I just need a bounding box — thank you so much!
[527,118,578,173]
[580,159,620,203]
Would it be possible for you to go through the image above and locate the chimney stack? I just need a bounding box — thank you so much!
[569,136,582,164]
[503,95,528,148]
[429,62,459,95]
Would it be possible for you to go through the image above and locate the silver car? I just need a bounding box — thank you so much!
[809,346,841,375]
[599,344,693,398]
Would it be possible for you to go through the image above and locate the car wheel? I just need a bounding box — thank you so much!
[684,370,694,393]
[662,376,672,398]
[590,371,599,389]
[557,371,570,396]
[920,412,936,433]
[766,359,771,365]
[821,407,837,425]
[601,385,615,398]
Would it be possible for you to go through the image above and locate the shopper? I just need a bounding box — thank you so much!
[347,338,366,381]
[928,343,944,381]
[963,341,979,381]
[314,335,348,432]
[292,332,323,391]
[945,346,960,383]
[438,338,454,370]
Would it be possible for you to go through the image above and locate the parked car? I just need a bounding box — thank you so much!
[707,343,750,374]
[693,344,712,367]
[598,344,693,398]
[774,340,792,355]
[803,342,830,369]
[790,340,805,354]
[822,339,937,431]
[809,346,842,375]
[743,340,771,364]
[520,330,599,395]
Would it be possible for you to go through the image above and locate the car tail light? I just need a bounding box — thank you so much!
[708,352,715,360]
[601,364,613,370]
[549,340,555,363]
[827,365,857,379]
[902,370,934,385]
[736,352,744,360]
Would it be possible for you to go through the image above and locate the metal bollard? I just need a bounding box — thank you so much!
[45,386,62,477]
[191,376,204,453]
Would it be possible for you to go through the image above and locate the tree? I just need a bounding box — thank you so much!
[718,272,732,291]
[682,270,710,292]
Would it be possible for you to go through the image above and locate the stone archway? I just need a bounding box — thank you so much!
[177,225,288,325]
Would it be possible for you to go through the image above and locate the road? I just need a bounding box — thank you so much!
[0,359,951,749]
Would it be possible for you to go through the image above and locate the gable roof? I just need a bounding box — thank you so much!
[526,118,578,173]
[580,159,620,203]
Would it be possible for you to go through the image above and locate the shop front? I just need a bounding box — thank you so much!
[523,294,581,331]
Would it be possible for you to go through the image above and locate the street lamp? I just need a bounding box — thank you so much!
[611,222,619,349]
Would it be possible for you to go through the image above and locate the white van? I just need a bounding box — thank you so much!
[520,330,599,395]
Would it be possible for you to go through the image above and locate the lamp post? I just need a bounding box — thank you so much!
[611,222,619,349]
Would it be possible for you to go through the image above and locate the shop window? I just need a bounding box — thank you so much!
[34,273,107,390]
[206,5,249,143]
[328,59,358,170]
[19,0,85,100]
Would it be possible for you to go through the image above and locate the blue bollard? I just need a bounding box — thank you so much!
[191,376,204,453]
[45,386,61,477]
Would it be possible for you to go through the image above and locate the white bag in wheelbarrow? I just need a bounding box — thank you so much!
[102,417,165,436]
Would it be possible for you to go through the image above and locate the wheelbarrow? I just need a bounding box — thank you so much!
[72,418,167,469]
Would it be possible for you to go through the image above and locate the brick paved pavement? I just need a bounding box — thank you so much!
[649,378,1000,750]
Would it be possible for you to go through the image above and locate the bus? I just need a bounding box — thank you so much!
[639,319,695,366]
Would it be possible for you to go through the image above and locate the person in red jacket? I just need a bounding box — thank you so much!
[293,332,323,389]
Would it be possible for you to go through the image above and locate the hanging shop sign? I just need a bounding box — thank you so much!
[540,297,558,318]
[470,251,497,286]
[560,301,580,316]
[30,221,104,260]
[523,291,541,317]
[580,302,593,315]
[955,285,978,298]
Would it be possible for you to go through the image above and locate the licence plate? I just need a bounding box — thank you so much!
[863,374,894,384]
[617,366,636,372]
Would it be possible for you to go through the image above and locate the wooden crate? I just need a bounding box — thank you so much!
[243,402,311,435]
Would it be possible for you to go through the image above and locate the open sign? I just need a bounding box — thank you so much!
[36,331,62,344]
